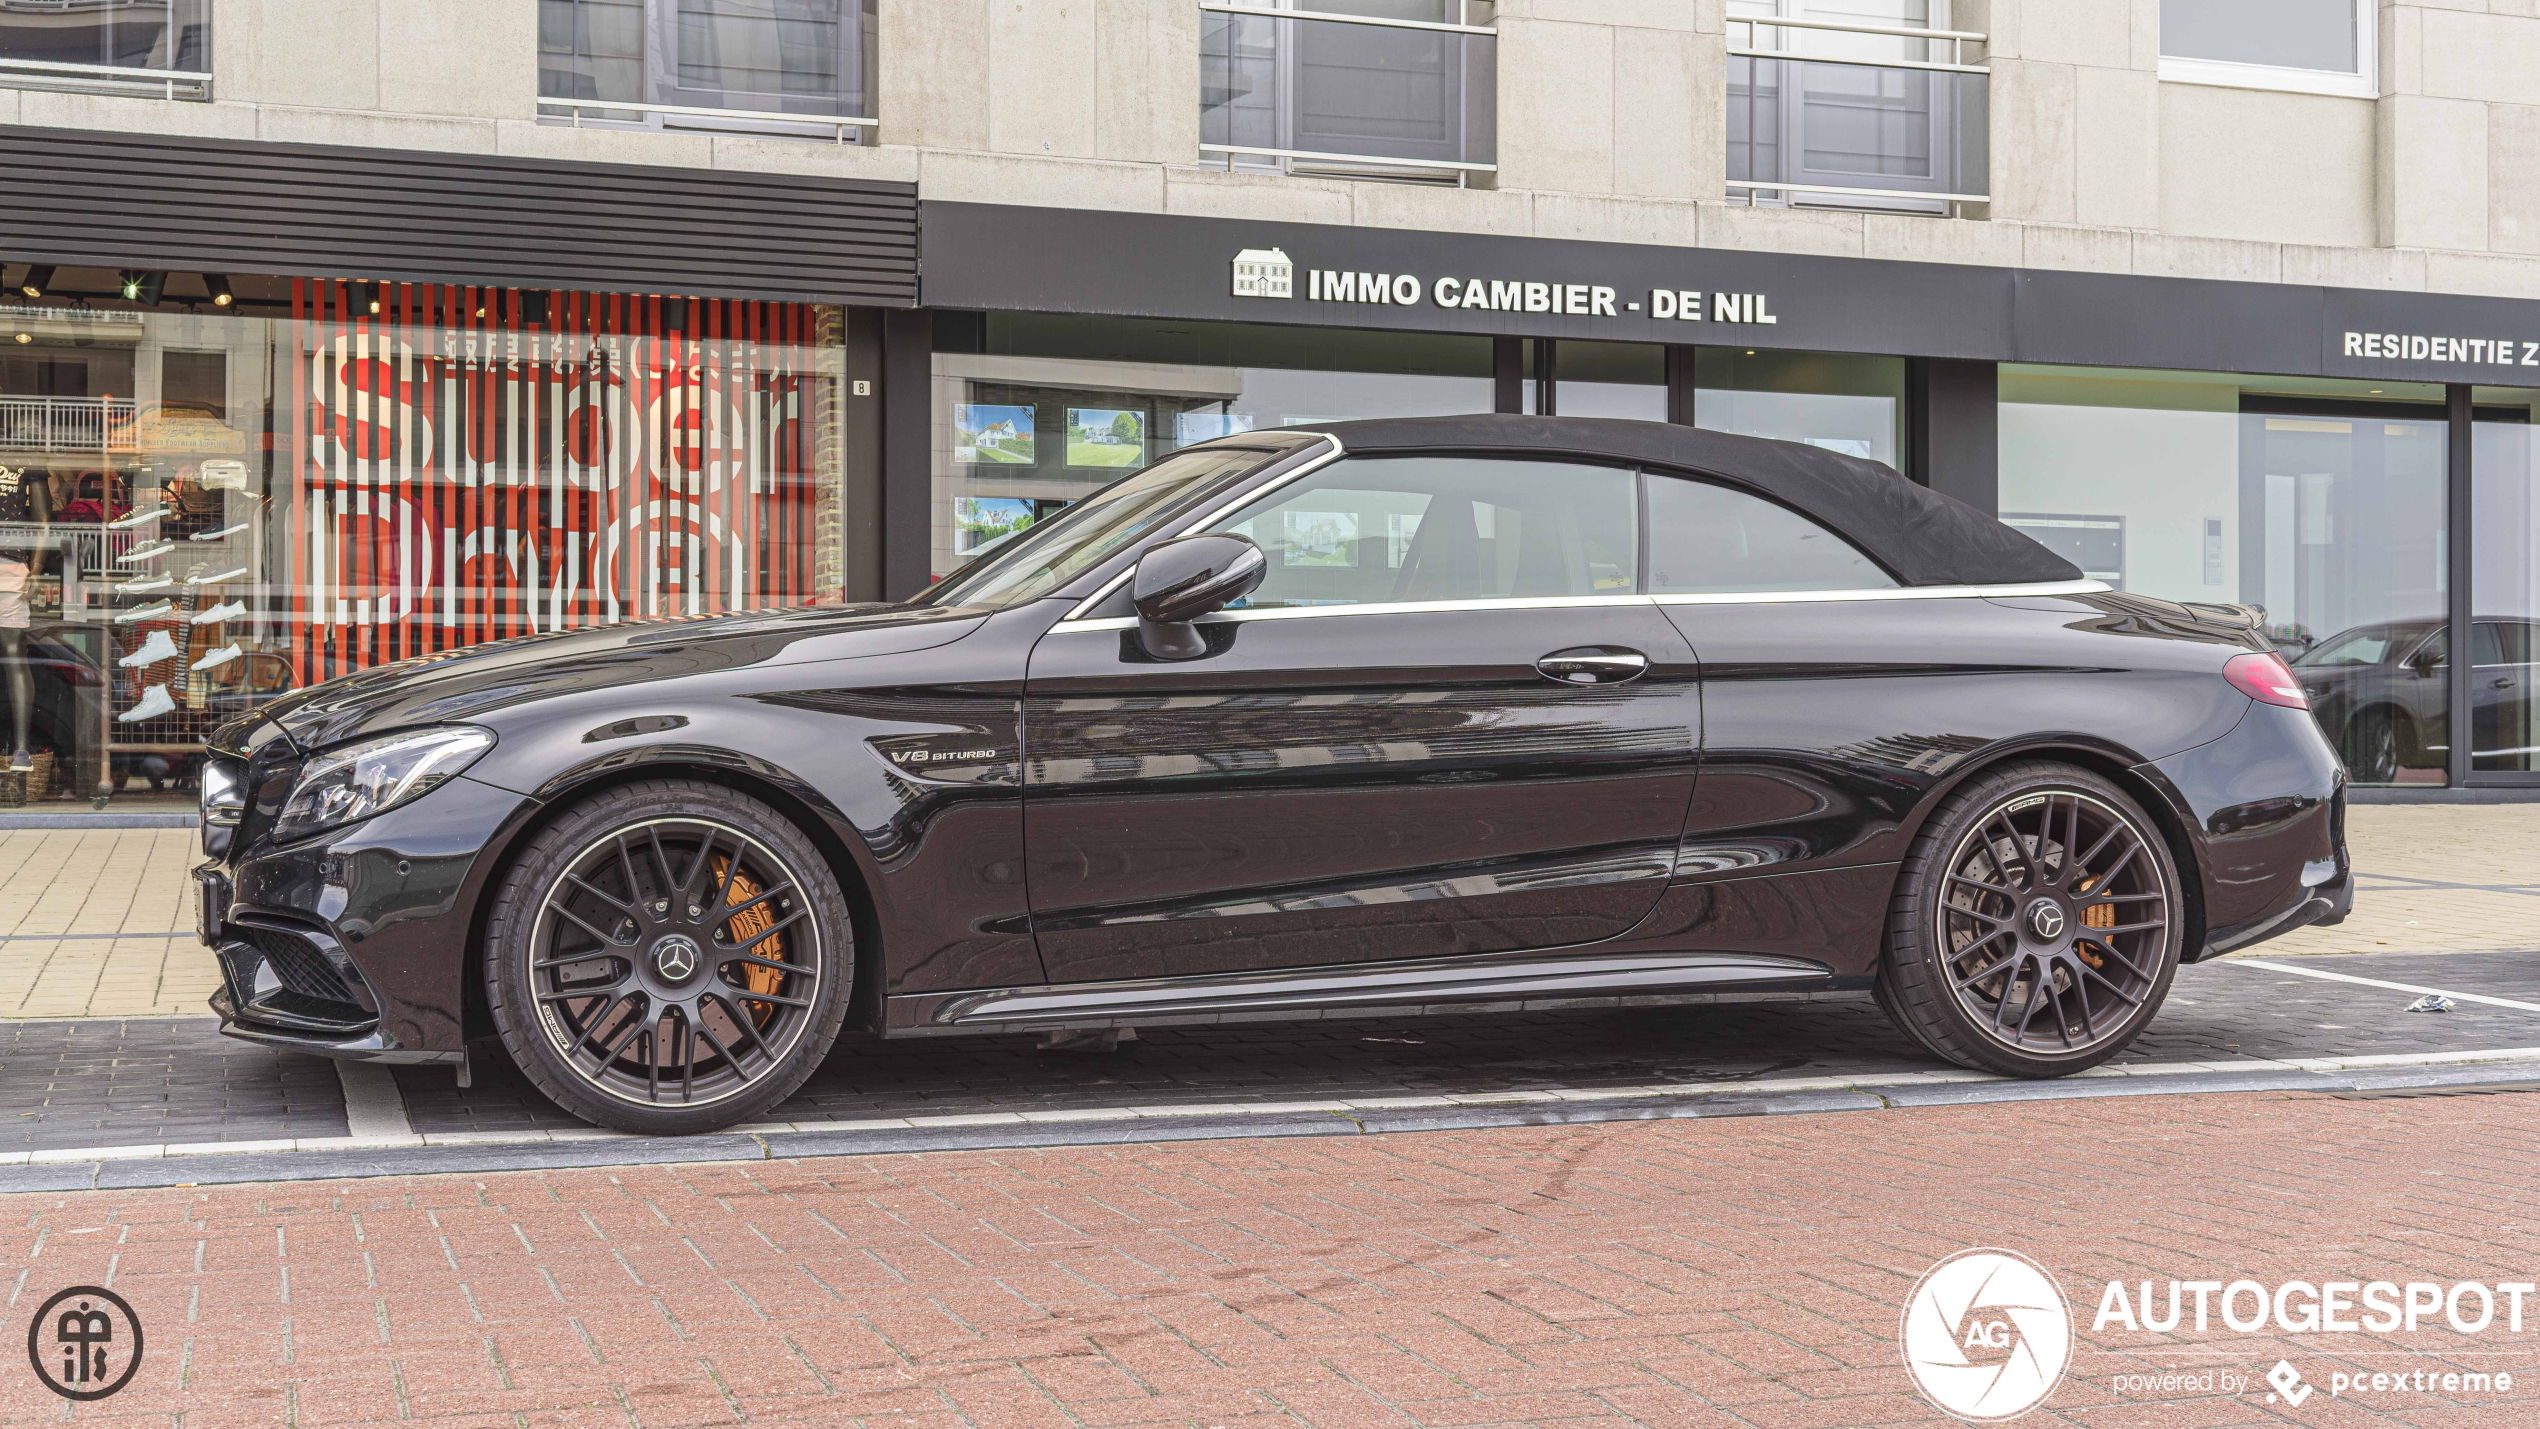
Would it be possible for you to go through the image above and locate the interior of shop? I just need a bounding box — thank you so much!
[0,268,855,808]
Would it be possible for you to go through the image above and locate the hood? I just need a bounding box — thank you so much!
[225,602,988,755]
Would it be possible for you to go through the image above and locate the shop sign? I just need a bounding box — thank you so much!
[2341,330,2540,368]
[1232,250,1781,326]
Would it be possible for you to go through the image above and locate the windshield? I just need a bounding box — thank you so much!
[918,445,1284,611]
[2292,626,2401,667]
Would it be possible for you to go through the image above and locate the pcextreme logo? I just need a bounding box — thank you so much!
[1901,1249,2074,1422]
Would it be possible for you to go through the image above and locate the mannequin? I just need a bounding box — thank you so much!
[0,462,50,773]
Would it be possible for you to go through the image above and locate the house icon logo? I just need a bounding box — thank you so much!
[1232,247,1293,299]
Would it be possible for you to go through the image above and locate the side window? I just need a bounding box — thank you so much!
[1645,474,1896,594]
[1209,456,1638,609]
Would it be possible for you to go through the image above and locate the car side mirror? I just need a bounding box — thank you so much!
[1130,534,1265,660]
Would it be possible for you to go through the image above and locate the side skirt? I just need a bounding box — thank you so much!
[886,949,1856,1036]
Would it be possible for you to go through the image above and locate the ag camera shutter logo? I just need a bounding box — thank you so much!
[1901,1249,2072,1422]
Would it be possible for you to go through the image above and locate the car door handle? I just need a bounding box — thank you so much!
[1537,648,1648,685]
[2493,677,2518,689]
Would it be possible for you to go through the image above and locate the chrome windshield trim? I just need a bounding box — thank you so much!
[1058,433,1347,623]
[1653,579,2112,606]
[1045,579,2113,635]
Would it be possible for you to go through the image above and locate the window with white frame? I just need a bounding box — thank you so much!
[2159,0,2374,100]
[538,0,878,141]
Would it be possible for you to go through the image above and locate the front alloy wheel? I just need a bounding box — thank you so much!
[485,780,854,1132]
[1878,762,2184,1077]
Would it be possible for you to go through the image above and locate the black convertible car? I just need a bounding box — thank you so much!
[197,417,2350,1133]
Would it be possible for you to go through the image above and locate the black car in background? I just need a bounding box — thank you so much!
[2294,617,2540,781]
[194,417,2351,1134]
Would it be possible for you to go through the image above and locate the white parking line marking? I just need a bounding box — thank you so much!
[2228,958,2540,1014]
[8,1045,2540,1169]
[335,1061,415,1139]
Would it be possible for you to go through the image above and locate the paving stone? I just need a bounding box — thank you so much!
[0,1017,347,1152]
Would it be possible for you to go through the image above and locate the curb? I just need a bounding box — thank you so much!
[12,1050,2540,1193]
[0,811,199,829]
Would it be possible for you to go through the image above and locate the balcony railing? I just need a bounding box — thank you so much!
[0,397,138,454]
[535,96,877,143]
[0,0,209,99]
[1726,13,1989,215]
[1199,2,1496,184]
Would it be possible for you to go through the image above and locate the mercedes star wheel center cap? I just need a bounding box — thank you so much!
[2027,900,2068,942]
[653,935,701,982]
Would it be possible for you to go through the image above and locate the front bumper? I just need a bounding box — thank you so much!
[202,773,539,1059]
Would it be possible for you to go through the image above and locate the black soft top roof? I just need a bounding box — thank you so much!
[1301,415,2081,588]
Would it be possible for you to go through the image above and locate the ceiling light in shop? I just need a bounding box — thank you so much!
[118,271,167,305]
[354,281,381,315]
[17,265,51,299]
[11,333,27,345]
[204,273,233,307]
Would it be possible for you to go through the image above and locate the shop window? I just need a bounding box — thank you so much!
[0,0,209,99]
[928,314,1493,584]
[1551,341,1663,421]
[2000,365,2449,785]
[2158,0,2373,99]
[538,0,878,141]
[0,272,852,807]
[1693,347,1904,468]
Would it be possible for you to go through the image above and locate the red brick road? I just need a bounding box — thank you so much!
[6,1091,2539,1427]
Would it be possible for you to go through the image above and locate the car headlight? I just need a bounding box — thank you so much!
[274,726,495,842]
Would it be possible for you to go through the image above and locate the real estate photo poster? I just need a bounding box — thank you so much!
[1067,407,1146,468]
[953,495,1037,555]
[953,404,1036,465]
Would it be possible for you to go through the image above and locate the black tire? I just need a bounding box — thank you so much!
[1876,760,2184,1078]
[2347,707,2398,783]
[483,779,854,1133]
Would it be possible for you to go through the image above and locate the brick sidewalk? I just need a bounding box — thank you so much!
[1,805,2533,1020]
[5,1089,2536,1426]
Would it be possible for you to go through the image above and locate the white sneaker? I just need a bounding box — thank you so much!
[114,601,175,624]
[7,749,28,773]
[107,507,167,531]
[117,629,180,668]
[189,643,241,673]
[189,522,251,542]
[190,600,245,625]
[123,576,174,593]
[188,566,247,585]
[120,541,175,565]
[120,684,176,722]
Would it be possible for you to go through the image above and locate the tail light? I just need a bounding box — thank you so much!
[2224,651,2310,710]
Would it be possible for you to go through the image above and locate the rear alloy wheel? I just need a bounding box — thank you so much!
[1878,761,2184,1077]
[484,780,854,1133]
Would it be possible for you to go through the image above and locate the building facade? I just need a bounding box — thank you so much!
[0,0,2535,801]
